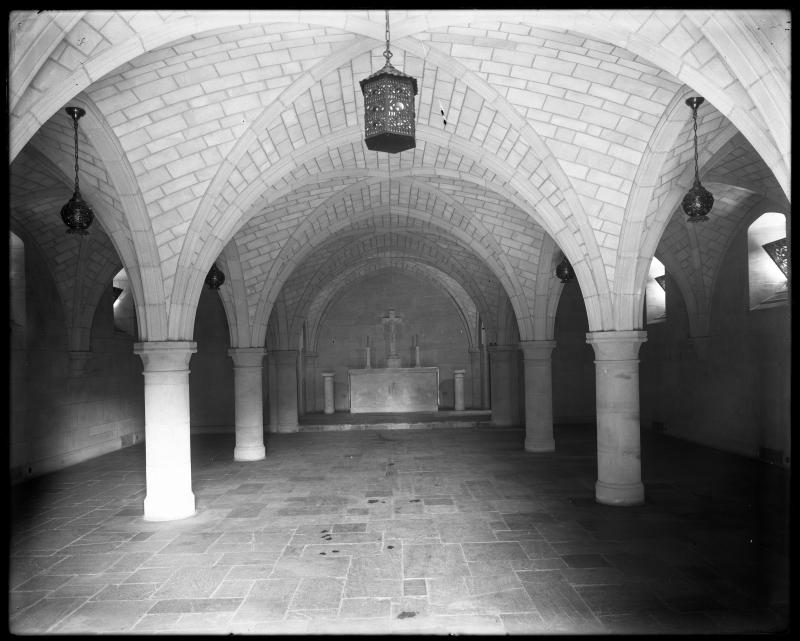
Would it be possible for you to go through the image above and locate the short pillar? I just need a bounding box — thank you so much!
[134,341,197,521]
[519,340,556,452]
[586,330,647,506]
[488,345,520,426]
[272,350,299,432]
[322,372,335,414]
[453,369,466,410]
[228,347,266,461]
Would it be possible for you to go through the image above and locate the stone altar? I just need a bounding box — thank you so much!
[349,367,439,413]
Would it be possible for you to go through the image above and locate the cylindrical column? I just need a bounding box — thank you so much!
[267,353,278,432]
[322,372,335,414]
[134,341,197,521]
[480,344,490,409]
[453,369,466,411]
[304,351,318,413]
[272,350,299,432]
[519,340,556,452]
[469,349,481,410]
[228,347,266,461]
[586,330,647,506]
[488,345,519,426]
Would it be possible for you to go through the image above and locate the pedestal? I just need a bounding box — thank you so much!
[520,340,556,452]
[134,341,197,521]
[322,372,335,414]
[453,369,466,411]
[586,330,647,506]
[386,355,402,368]
[228,348,266,461]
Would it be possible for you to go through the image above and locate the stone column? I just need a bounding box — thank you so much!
[453,369,466,411]
[519,340,556,452]
[67,350,92,377]
[267,353,278,433]
[480,344,490,409]
[272,350,299,432]
[304,351,318,413]
[134,341,197,521]
[228,347,266,461]
[488,345,519,426]
[586,330,647,506]
[322,372,335,414]
[469,349,481,410]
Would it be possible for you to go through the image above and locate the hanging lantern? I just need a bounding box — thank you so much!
[60,107,95,234]
[555,254,575,284]
[681,97,714,223]
[205,263,225,290]
[359,10,418,154]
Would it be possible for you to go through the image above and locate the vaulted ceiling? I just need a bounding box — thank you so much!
[9,10,790,348]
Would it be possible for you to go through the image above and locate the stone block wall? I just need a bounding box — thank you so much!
[639,229,790,465]
[9,262,145,483]
[311,271,474,411]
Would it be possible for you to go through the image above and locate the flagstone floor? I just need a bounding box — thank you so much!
[8,423,789,635]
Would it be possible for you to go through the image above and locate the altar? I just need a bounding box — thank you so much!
[349,367,439,413]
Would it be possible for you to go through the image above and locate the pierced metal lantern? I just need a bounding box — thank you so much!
[763,238,789,278]
[555,254,575,284]
[205,263,225,290]
[60,106,95,235]
[682,97,713,223]
[359,11,418,154]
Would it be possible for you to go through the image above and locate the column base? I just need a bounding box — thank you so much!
[525,438,555,452]
[277,423,299,433]
[143,491,196,521]
[595,480,645,506]
[234,444,266,461]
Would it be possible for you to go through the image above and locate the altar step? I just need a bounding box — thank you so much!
[298,409,495,431]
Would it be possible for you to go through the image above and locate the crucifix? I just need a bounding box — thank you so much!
[382,309,403,367]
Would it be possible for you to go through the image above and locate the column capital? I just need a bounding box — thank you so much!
[519,339,556,360]
[270,349,298,364]
[585,330,646,361]
[321,371,335,378]
[453,369,466,376]
[134,341,196,370]
[304,351,318,360]
[488,344,519,355]
[228,347,266,368]
[67,350,92,377]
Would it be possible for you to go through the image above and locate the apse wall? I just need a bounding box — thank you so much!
[189,288,235,433]
[9,243,144,483]
[311,271,473,411]
[640,226,790,467]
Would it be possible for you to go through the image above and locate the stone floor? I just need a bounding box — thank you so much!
[8,423,790,635]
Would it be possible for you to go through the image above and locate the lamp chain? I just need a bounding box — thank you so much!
[72,113,81,193]
[384,10,392,63]
[692,101,700,182]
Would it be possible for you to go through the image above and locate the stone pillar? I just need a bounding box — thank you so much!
[267,353,278,433]
[272,350,299,432]
[67,350,92,377]
[304,351,318,413]
[228,347,266,461]
[453,369,466,411]
[480,344,490,409]
[586,330,647,506]
[134,341,197,521]
[488,345,519,426]
[322,372,335,414]
[519,340,556,452]
[469,349,481,410]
